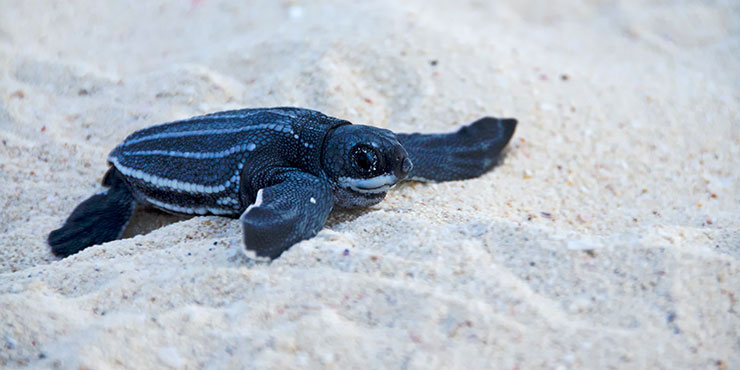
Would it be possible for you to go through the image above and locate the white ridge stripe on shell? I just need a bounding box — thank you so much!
[110,157,238,194]
[179,112,263,123]
[124,142,257,159]
[261,109,298,119]
[216,197,240,206]
[182,109,298,122]
[144,196,233,215]
[123,123,289,146]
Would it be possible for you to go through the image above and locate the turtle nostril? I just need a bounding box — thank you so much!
[401,157,413,176]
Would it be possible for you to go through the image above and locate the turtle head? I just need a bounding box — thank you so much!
[322,124,413,208]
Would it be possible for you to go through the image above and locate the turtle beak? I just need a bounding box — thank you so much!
[398,157,413,179]
[393,145,412,181]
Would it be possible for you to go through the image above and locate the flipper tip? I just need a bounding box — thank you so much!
[464,116,517,144]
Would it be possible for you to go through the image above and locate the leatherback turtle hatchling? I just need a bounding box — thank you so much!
[49,107,516,259]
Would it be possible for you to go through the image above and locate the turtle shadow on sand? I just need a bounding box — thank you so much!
[324,207,378,229]
[120,204,376,242]
[121,204,377,241]
[120,207,191,239]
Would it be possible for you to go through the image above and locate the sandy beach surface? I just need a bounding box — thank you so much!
[1,0,739,368]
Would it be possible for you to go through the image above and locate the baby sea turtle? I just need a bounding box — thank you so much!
[48,107,516,259]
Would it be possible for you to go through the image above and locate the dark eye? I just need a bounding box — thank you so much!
[351,145,378,176]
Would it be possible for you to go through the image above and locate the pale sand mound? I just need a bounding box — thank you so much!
[1,0,738,368]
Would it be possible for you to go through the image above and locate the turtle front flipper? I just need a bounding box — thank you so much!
[48,168,136,257]
[397,117,517,182]
[240,171,334,259]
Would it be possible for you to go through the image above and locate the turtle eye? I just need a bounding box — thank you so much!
[351,145,379,176]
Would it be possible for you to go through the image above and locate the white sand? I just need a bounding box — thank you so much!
[1,0,739,368]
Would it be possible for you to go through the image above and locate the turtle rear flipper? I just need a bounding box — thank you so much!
[397,117,516,182]
[48,168,136,257]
